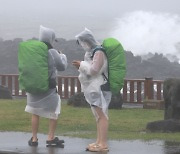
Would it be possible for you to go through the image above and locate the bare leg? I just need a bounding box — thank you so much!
[96,122,100,144]
[87,108,101,149]
[32,114,39,141]
[47,119,57,141]
[88,122,100,147]
[95,107,108,148]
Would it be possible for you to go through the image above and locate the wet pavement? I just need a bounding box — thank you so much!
[0,132,180,154]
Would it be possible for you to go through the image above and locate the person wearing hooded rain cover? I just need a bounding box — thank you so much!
[72,28,112,152]
[25,25,67,147]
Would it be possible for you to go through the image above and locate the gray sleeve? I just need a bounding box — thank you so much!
[48,49,68,71]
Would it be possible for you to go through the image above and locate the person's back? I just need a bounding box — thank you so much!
[25,25,67,147]
[25,25,67,119]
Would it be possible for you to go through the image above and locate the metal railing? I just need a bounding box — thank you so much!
[0,75,164,103]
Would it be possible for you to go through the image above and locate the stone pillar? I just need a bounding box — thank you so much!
[146,78,180,132]
[0,85,12,99]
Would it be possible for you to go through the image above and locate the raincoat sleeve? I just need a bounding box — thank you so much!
[79,50,105,76]
[49,49,68,71]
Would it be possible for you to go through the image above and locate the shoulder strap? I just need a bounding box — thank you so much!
[43,41,56,88]
[43,41,53,49]
[91,46,109,82]
[91,46,106,59]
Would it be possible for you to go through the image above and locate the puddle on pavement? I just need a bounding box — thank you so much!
[163,141,180,154]
[0,132,180,154]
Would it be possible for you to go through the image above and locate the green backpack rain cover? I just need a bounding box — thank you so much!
[18,40,49,94]
[94,38,126,94]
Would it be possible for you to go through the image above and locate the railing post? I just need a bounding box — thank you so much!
[123,80,127,103]
[144,77,153,100]
[77,79,81,93]
[130,80,134,103]
[14,75,19,96]
[57,77,63,97]
[1,75,6,86]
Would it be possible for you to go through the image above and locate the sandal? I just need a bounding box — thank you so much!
[88,144,109,152]
[28,137,38,146]
[86,143,98,151]
[46,137,64,148]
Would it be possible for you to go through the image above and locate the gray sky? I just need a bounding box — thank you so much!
[0,0,179,40]
[0,0,180,57]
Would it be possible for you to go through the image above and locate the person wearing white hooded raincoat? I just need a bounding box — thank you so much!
[25,25,67,147]
[72,28,112,152]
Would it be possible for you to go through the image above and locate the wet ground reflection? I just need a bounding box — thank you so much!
[0,132,180,154]
[164,141,180,154]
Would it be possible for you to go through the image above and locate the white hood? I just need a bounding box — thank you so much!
[39,25,56,45]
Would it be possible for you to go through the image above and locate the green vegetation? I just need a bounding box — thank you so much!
[0,99,180,142]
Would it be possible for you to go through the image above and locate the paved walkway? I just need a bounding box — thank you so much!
[0,132,180,154]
